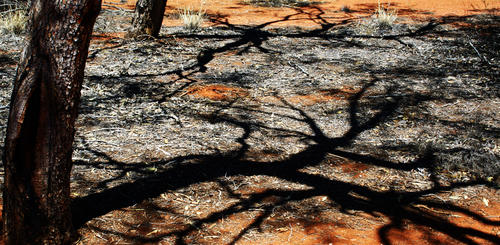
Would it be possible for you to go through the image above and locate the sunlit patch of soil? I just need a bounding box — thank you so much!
[103,0,136,10]
[222,199,500,245]
[92,32,126,41]
[288,87,360,106]
[384,223,459,244]
[257,87,362,106]
[444,201,500,245]
[104,0,500,29]
[338,162,371,178]
[379,201,500,245]
[184,84,249,101]
[70,167,499,245]
[91,32,126,47]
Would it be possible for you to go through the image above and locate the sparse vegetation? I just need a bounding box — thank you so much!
[178,1,206,31]
[179,7,205,31]
[0,1,28,34]
[355,1,398,35]
[374,1,397,27]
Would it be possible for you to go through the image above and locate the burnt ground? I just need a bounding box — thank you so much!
[0,6,499,245]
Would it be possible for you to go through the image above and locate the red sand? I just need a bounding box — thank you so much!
[103,0,500,28]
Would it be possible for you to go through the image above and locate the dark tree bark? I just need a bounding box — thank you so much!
[128,0,167,38]
[2,0,101,244]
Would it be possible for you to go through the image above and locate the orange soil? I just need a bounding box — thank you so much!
[91,32,126,41]
[91,32,126,48]
[186,85,360,106]
[181,84,359,105]
[184,84,358,105]
[223,198,500,245]
[103,0,500,28]
[287,87,360,106]
[187,190,500,245]
[184,84,250,101]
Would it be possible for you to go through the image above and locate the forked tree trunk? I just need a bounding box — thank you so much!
[2,0,101,244]
[128,0,167,37]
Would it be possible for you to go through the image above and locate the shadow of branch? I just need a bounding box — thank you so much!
[72,9,499,245]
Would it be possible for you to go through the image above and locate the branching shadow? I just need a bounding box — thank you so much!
[72,7,499,245]
[72,76,499,244]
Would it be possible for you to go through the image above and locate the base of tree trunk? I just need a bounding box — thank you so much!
[127,0,167,38]
[2,1,101,244]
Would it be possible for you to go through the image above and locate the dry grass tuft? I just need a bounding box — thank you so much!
[374,1,397,27]
[179,8,205,31]
[178,1,206,32]
[355,1,398,35]
[0,9,27,35]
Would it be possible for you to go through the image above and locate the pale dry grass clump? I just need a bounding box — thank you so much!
[355,1,398,35]
[0,9,27,34]
[178,1,206,31]
[374,1,397,27]
[179,8,205,31]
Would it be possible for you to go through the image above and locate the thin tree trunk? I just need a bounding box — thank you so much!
[128,0,167,38]
[2,1,101,244]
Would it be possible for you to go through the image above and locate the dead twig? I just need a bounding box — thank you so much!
[287,224,293,242]
[288,60,310,76]
[467,38,492,66]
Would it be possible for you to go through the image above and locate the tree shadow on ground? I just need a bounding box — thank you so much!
[72,79,499,243]
[72,81,499,243]
[73,6,499,245]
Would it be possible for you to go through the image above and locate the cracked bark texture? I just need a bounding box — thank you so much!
[128,0,167,37]
[2,0,101,244]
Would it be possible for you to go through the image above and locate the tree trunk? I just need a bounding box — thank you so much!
[128,0,167,38]
[2,1,101,244]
